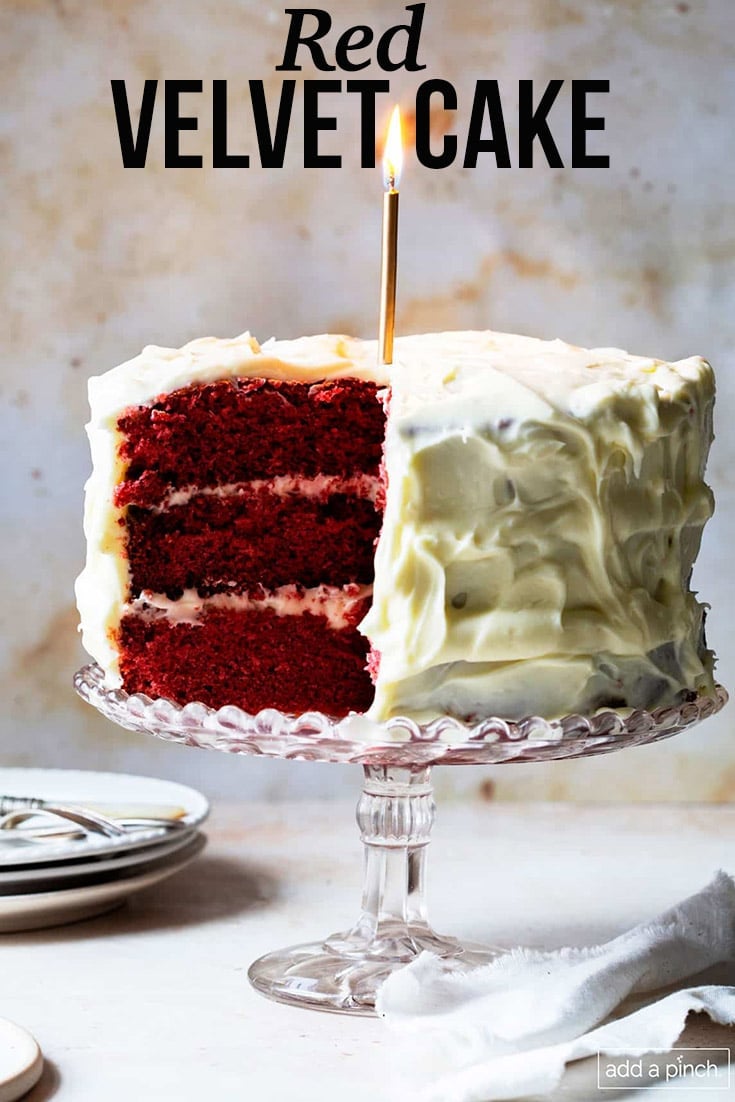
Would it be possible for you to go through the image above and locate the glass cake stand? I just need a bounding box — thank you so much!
[75,663,727,1016]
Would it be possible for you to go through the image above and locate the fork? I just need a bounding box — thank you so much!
[0,805,127,840]
[0,795,186,821]
[0,804,189,843]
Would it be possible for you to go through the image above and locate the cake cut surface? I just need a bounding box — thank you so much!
[118,588,374,716]
[81,364,385,716]
[115,376,385,504]
[76,329,716,724]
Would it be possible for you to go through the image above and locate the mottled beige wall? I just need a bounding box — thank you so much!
[1,0,733,802]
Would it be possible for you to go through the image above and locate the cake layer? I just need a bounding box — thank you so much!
[118,595,373,715]
[115,377,386,507]
[125,488,381,595]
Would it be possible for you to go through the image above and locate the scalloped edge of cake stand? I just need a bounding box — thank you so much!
[73,665,728,768]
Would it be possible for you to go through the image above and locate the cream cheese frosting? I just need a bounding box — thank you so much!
[128,585,372,632]
[156,473,380,511]
[76,329,715,721]
[362,331,715,720]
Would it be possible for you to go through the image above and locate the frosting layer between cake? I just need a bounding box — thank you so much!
[76,329,716,722]
[127,584,372,631]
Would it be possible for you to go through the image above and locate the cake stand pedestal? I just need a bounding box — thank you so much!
[75,664,727,1016]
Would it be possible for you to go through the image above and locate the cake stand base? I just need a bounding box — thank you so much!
[248,936,495,1016]
[249,763,498,1014]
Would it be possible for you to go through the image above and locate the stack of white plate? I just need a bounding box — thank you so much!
[0,768,208,933]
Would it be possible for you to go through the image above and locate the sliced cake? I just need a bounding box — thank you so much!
[76,330,716,723]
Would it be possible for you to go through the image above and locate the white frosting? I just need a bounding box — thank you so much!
[157,473,379,510]
[361,332,715,720]
[76,329,715,721]
[127,585,372,632]
[86,332,388,424]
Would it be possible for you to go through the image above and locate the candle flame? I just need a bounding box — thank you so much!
[382,106,403,191]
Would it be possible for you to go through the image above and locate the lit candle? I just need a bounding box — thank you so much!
[379,106,403,365]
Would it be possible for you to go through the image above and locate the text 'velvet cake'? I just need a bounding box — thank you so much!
[75,330,716,723]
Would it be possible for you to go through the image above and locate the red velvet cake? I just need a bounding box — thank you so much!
[77,330,716,725]
[110,376,385,715]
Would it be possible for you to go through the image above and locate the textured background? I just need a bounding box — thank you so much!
[1,0,733,802]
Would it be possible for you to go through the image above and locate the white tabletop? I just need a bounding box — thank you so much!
[7,800,735,1101]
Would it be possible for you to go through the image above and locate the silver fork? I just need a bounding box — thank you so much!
[0,805,127,839]
[0,804,188,843]
[0,795,187,822]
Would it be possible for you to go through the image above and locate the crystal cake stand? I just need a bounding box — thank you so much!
[75,664,727,1015]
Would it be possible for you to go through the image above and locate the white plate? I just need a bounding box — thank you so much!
[0,768,208,867]
[0,827,197,891]
[0,832,206,933]
[0,1018,43,1102]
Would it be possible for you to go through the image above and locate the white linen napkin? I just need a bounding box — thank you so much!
[377,872,735,1101]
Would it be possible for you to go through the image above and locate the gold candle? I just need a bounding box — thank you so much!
[379,106,403,365]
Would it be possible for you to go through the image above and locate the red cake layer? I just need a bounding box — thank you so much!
[115,374,387,716]
[116,378,385,507]
[118,604,374,716]
[125,491,380,596]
